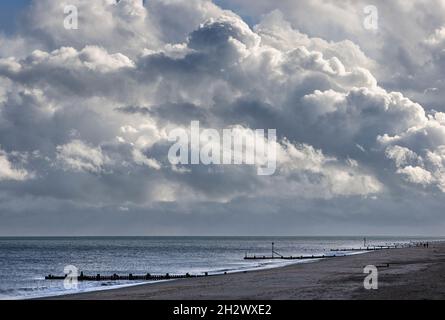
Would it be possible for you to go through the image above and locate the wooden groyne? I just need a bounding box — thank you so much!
[243,241,419,260]
[243,242,339,260]
[45,272,211,281]
[330,246,397,252]
[244,254,337,260]
[330,244,419,252]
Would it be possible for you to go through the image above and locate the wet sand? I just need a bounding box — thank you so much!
[48,242,445,300]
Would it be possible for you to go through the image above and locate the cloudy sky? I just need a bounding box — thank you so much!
[1,0,445,236]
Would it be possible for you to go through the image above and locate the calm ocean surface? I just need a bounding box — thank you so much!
[0,236,440,299]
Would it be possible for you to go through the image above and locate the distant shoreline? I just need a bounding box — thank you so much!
[45,242,444,300]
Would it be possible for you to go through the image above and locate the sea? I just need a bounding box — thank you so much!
[0,236,440,299]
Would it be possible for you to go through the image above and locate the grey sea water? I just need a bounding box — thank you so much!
[0,236,439,299]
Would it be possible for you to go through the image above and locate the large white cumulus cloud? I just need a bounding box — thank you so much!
[1,0,445,234]
[220,0,445,112]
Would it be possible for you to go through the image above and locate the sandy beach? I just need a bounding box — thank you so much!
[46,242,445,300]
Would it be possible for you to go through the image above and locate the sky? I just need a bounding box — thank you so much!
[0,0,31,34]
[1,0,445,236]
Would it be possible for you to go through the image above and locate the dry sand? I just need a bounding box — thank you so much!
[48,242,445,300]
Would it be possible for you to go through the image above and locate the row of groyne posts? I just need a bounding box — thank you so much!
[244,239,427,260]
[46,271,214,282]
[45,239,430,282]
